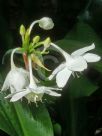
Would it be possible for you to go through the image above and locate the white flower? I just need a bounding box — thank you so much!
[6,56,61,103]
[1,48,29,93]
[49,43,101,88]
[29,17,54,34]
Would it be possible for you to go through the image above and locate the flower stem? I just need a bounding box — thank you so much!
[23,53,29,71]
[29,20,39,35]
[51,43,70,61]
[28,56,37,88]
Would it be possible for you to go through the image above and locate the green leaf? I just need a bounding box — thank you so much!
[65,21,102,48]
[0,92,54,136]
[53,123,62,136]
[57,96,88,136]
[13,102,54,136]
[56,21,102,53]
[56,39,87,53]
[67,76,98,98]
[0,94,22,136]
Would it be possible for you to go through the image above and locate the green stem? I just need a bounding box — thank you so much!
[34,42,44,48]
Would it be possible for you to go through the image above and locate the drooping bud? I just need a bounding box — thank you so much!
[38,17,54,30]
[44,37,51,46]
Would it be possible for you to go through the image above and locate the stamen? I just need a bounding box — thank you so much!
[72,72,75,78]
[76,73,80,78]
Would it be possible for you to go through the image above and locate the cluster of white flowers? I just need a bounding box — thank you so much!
[1,17,101,104]
[1,48,61,103]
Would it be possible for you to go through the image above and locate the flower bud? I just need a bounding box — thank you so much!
[20,25,25,36]
[33,36,40,44]
[38,17,54,30]
[43,37,51,52]
[44,37,51,46]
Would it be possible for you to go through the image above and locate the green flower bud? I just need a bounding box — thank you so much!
[38,17,54,30]
[33,36,40,44]
[20,25,25,36]
[41,37,51,53]
[44,37,51,47]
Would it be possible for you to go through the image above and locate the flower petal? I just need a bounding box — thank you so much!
[83,53,101,62]
[45,90,61,96]
[48,63,66,80]
[44,87,62,91]
[1,73,10,91]
[56,67,72,88]
[71,43,95,56]
[5,92,16,99]
[67,56,87,71]
[10,85,16,93]
[10,89,30,102]
[9,68,29,91]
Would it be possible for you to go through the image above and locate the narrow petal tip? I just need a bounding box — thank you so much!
[48,75,54,80]
[83,53,101,62]
[91,43,95,49]
[10,99,16,102]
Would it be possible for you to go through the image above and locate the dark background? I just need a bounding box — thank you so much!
[1,0,102,59]
[0,0,89,60]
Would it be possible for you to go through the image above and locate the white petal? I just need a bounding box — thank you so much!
[34,86,62,94]
[44,87,62,91]
[48,63,66,80]
[71,43,95,56]
[10,85,16,93]
[83,53,101,62]
[5,92,15,99]
[45,90,61,96]
[56,67,72,88]
[67,56,87,71]
[10,89,30,102]
[1,72,10,91]
[9,68,29,92]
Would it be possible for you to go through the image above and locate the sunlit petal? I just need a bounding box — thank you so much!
[71,43,95,56]
[10,89,30,102]
[83,53,101,62]
[56,67,72,88]
[48,63,66,80]
[45,90,61,96]
[1,74,9,91]
[67,56,87,71]
[44,87,62,91]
